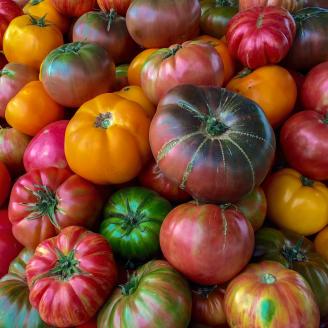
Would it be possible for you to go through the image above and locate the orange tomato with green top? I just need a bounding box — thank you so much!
[315,227,328,262]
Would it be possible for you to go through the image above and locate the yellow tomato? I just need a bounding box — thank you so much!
[315,227,328,262]
[264,168,328,236]
[3,14,63,70]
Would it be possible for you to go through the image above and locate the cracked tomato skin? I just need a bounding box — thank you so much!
[26,226,117,327]
[160,202,254,285]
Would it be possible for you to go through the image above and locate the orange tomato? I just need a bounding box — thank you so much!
[315,227,328,262]
[194,35,236,85]
[23,0,69,33]
[5,81,64,136]
[226,66,297,127]
[128,48,158,86]
[3,14,63,70]
[65,93,151,185]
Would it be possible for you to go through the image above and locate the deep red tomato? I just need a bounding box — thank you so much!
[51,0,96,17]
[26,226,117,327]
[97,0,132,16]
[301,61,328,115]
[0,209,23,278]
[226,6,296,69]
[280,111,328,181]
[0,161,10,207]
[9,167,103,249]
[160,202,254,285]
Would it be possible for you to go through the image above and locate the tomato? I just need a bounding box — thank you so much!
[65,93,151,185]
[9,167,103,249]
[160,202,254,285]
[150,85,275,203]
[13,0,29,6]
[0,62,38,118]
[239,0,328,11]
[254,227,328,317]
[0,248,47,328]
[264,168,328,235]
[73,10,138,64]
[301,61,328,115]
[315,227,328,262]
[226,7,296,69]
[75,318,97,328]
[139,161,191,203]
[50,0,96,17]
[226,66,297,127]
[40,42,115,108]
[97,0,131,15]
[0,128,30,177]
[23,0,69,33]
[3,15,63,70]
[98,260,192,328]
[113,64,129,91]
[280,111,328,181]
[5,81,64,136]
[284,8,328,71]
[235,186,267,231]
[26,226,117,327]
[194,35,236,85]
[225,261,320,328]
[23,120,69,172]
[126,0,201,48]
[0,161,10,207]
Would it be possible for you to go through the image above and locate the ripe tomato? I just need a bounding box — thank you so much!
[239,0,301,11]
[0,161,10,207]
[315,227,328,262]
[97,0,132,15]
[50,0,96,17]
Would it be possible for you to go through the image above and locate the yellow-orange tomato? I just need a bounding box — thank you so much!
[194,35,236,85]
[315,227,328,262]
[5,81,64,136]
[227,66,297,127]
[114,85,155,118]
[23,0,69,33]
[3,15,63,70]
[65,93,151,185]
[128,48,158,86]
[264,168,328,236]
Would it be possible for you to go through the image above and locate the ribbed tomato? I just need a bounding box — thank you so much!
[51,0,96,16]
[239,0,328,11]
[97,0,131,15]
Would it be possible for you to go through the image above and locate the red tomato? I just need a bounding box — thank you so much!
[75,317,97,328]
[50,0,96,17]
[0,161,10,207]
[26,226,117,327]
[226,6,296,69]
[97,0,132,16]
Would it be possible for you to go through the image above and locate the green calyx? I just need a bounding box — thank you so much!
[206,116,229,136]
[300,176,314,187]
[105,8,117,31]
[256,13,265,28]
[61,42,85,54]
[322,114,328,124]
[215,0,236,7]
[163,45,183,59]
[282,238,307,264]
[236,67,253,78]
[122,197,147,230]
[28,14,48,27]
[192,285,217,298]
[94,112,113,129]
[261,273,277,285]
[50,249,81,280]
[0,69,15,78]
[30,0,44,5]
[121,274,140,296]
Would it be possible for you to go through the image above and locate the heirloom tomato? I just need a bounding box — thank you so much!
[226,6,296,69]
[150,85,275,203]
[3,15,63,70]
[160,202,254,285]
[0,161,10,207]
[98,260,192,328]
[264,168,328,235]
[225,261,320,328]
[0,249,47,328]
[65,93,151,184]
[40,42,115,108]
[141,41,224,104]
[5,81,64,136]
[315,227,328,262]
[26,226,117,327]
[97,0,131,15]
[227,66,297,127]
[51,0,96,17]
[254,227,328,317]
[239,0,328,11]
[9,167,103,249]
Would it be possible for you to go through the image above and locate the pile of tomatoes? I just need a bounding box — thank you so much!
[0,0,328,327]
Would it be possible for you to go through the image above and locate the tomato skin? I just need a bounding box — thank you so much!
[51,0,96,17]
[160,202,254,285]
[239,0,328,11]
[9,167,104,249]
[225,261,320,328]
[280,111,328,181]
[26,226,117,327]
[75,317,97,328]
[226,7,296,69]
[97,0,131,15]
[0,161,10,207]
[113,64,129,91]
[315,227,328,262]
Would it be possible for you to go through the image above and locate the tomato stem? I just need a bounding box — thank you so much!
[206,117,229,136]
[322,114,328,124]
[30,0,44,5]
[106,9,117,32]
[215,0,236,7]
[261,273,276,284]
[0,69,14,78]
[256,13,265,28]
[192,284,218,298]
[300,176,314,187]
[236,68,253,78]
[163,45,183,59]
[121,274,140,296]
[28,14,48,27]
[282,238,306,264]
[94,112,113,129]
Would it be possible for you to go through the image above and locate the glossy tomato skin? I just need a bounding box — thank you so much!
[226,6,296,69]
[97,0,131,15]
[98,260,192,328]
[41,42,115,108]
[139,161,191,203]
[280,111,328,181]
[141,41,224,104]
[254,227,328,318]
[301,61,328,115]
[51,0,96,16]
[0,248,47,328]
[0,161,10,207]
[225,261,320,328]
[26,226,117,327]
[73,10,138,64]
[126,0,201,48]
[150,85,275,203]
[23,120,69,172]
[160,202,254,285]
[9,167,103,249]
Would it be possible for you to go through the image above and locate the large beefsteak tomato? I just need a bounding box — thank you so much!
[149,85,275,203]
[26,226,117,327]
[0,161,10,207]
[9,167,103,249]
[50,0,96,17]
